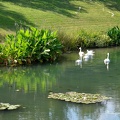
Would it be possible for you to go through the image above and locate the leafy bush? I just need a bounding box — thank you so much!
[0,27,63,66]
[95,34,111,47]
[107,26,120,46]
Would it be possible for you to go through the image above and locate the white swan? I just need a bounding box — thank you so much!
[87,50,95,56]
[75,59,82,65]
[104,53,110,65]
[79,47,84,57]
[75,58,82,65]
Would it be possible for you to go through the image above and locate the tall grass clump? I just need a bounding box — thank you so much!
[58,31,77,52]
[76,30,111,48]
[58,29,112,51]
[0,26,63,66]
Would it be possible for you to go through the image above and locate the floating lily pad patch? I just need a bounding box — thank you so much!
[48,92,111,104]
[0,103,21,110]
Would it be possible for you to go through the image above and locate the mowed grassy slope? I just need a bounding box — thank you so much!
[0,0,120,41]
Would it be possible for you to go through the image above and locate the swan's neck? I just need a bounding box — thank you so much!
[107,53,109,59]
[79,48,81,52]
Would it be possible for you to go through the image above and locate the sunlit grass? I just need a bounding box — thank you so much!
[0,0,120,42]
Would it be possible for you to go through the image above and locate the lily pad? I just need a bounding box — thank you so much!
[48,92,111,104]
[0,103,21,110]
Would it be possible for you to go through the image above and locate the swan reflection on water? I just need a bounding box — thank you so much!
[106,64,109,70]
[75,57,82,68]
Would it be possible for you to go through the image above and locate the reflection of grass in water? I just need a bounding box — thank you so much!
[0,65,62,93]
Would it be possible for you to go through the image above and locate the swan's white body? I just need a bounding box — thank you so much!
[83,54,89,59]
[104,53,110,65]
[75,56,82,64]
[79,47,84,57]
[75,59,82,65]
[87,50,95,56]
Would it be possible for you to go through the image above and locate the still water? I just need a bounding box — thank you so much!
[0,47,120,120]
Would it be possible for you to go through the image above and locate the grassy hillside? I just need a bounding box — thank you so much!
[0,0,120,41]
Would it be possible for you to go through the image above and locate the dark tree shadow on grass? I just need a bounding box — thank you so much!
[3,0,120,18]
[103,0,120,11]
[0,3,34,31]
[80,0,120,11]
[3,0,87,18]
[1,0,119,33]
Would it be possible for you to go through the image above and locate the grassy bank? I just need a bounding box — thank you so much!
[0,0,120,47]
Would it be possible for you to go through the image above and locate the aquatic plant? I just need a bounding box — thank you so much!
[48,92,111,104]
[0,103,21,110]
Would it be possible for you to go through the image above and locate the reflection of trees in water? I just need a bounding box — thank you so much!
[47,100,107,120]
[0,64,63,93]
[96,81,120,119]
[65,103,106,120]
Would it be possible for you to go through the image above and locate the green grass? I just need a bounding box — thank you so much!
[0,0,120,42]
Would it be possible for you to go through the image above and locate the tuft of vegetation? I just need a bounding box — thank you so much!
[76,30,111,48]
[0,26,63,66]
[58,31,77,51]
[59,30,112,51]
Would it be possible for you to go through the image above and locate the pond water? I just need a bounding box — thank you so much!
[0,47,120,120]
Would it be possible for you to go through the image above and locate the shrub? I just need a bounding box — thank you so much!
[0,27,63,66]
[95,34,111,47]
[76,30,96,48]
[107,26,120,46]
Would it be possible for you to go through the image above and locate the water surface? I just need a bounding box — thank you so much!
[0,47,120,120]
